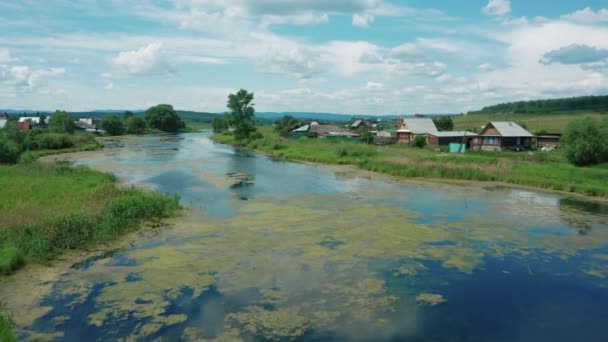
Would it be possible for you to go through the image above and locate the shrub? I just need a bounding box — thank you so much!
[124,117,146,134]
[101,115,125,136]
[562,118,608,166]
[413,135,427,148]
[36,133,74,149]
[0,246,25,275]
[0,138,22,164]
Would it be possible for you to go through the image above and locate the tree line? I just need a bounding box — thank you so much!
[471,95,608,115]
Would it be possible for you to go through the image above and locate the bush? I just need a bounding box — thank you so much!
[562,118,608,166]
[144,104,185,133]
[101,115,125,136]
[49,111,75,133]
[124,117,146,134]
[413,135,427,148]
[0,138,22,164]
[0,246,25,275]
[36,133,74,149]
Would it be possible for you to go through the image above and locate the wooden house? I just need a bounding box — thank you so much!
[396,118,438,143]
[470,121,534,151]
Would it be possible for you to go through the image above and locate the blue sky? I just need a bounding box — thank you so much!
[1,0,607,114]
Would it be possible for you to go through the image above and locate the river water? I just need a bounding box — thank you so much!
[14,132,608,341]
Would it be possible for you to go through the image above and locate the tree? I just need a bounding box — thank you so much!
[144,104,185,133]
[274,115,301,138]
[562,118,608,166]
[0,122,24,164]
[124,116,146,134]
[49,111,75,133]
[433,116,454,131]
[101,115,125,136]
[227,89,256,140]
[360,128,374,144]
[123,111,134,119]
[212,115,229,133]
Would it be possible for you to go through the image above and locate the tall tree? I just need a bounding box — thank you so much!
[227,89,256,140]
[49,111,75,133]
[144,104,185,133]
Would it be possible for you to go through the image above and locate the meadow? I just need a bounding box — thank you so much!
[453,111,608,133]
[213,126,608,198]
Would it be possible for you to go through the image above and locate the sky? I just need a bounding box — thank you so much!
[1,0,608,115]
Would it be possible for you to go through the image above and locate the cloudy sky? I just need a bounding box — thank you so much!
[1,0,608,114]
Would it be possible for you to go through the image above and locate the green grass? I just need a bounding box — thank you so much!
[0,163,180,264]
[213,126,608,198]
[0,303,16,342]
[0,246,24,275]
[453,111,608,133]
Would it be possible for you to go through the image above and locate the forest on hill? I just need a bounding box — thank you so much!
[469,95,608,115]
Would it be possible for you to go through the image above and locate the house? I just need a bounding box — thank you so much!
[78,117,101,127]
[470,121,534,151]
[311,121,360,141]
[289,124,310,139]
[426,131,478,146]
[351,119,371,131]
[396,118,438,143]
[18,116,43,125]
[375,128,397,145]
[536,133,561,151]
[18,121,32,131]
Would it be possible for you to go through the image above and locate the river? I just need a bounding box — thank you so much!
[10,131,608,341]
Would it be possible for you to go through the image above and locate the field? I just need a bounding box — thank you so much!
[453,111,608,133]
[213,126,608,198]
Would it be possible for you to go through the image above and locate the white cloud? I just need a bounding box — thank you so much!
[261,12,328,27]
[256,46,326,79]
[483,0,511,17]
[561,7,608,24]
[0,50,15,63]
[105,82,114,90]
[365,81,383,90]
[478,63,495,72]
[111,42,177,77]
[352,13,374,28]
[0,64,65,90]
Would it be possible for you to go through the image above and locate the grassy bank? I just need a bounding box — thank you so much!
[213,126,608,197]
[0,163,180,265]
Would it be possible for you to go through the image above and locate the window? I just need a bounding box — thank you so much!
[483,137,500,145]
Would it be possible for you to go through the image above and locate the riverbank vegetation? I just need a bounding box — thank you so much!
[213,126,608,197]
[0,163,180,270]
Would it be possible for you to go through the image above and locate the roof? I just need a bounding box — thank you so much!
[397,118,438,134]
[429,131,477,137]
[18,116,42,124]
[291,124,310,133]
[484,121,534,137]
[381,128,396,133]
[0,119,6,129]
[351,120,363,127]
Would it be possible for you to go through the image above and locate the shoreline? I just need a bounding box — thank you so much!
[214,137,608,204]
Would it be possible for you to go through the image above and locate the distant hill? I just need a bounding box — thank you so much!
[469,95,608,115]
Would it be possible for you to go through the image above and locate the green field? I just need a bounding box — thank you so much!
[213,126,608,198]
[453,111,608,133]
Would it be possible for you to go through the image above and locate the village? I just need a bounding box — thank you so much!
[287,116,561,152]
